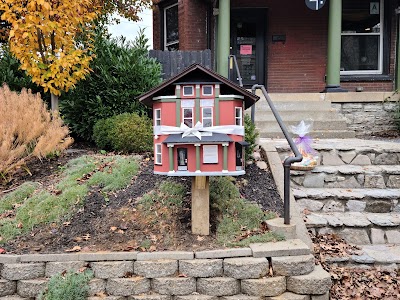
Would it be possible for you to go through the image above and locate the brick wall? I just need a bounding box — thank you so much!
[153,0,397,93]
[152,0,208,51]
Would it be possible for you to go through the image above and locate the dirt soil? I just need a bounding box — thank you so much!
[1,147,282,254]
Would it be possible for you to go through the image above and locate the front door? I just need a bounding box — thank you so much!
[235,143,244,171]
[177,148,188,171]
[230,9,267,87]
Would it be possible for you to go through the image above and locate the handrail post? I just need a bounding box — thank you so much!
[251,84,303,225]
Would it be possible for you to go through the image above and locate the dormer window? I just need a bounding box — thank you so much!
[202,85,213,96]
[183,86,194,96]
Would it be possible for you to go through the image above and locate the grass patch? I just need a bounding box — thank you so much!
[0,155,139,243]
[210,176,283,246]
[134,181,187,246]
[0,182,38,213]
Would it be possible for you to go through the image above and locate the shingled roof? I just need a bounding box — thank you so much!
[137,64,259,109]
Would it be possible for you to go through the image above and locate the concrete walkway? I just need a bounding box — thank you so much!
[261,137,400,268]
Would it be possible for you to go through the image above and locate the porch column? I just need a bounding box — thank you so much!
[325,0,346,92]
[195,144,201,172]
[396,13,400,91]
[222,143,228,172]
[217,0,230,77]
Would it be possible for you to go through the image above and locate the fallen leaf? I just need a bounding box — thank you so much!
[0,248,6,254]
[196,235,205,241]
[149,245,157,252]
[110,226,117,231]
[63,221,71,227]
[178,273,188,277]
[82,234,91,241]
[65,246,81,252]
[16,222,23,228]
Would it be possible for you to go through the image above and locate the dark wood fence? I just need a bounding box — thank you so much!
[149,49,212,80]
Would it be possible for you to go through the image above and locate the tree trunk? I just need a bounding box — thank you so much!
[51,93,59,111]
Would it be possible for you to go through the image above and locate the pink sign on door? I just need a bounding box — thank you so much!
[240,45,252,55]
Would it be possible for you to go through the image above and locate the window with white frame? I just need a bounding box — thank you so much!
[164,3,179,51]
[154,108,161,126]
[341,0,384,74]
[202,85,213,96]
[202,107,213,127]
[183,108,193,127]
[235,107,242,126]
[155,144,162,165]
[183,85,194,96]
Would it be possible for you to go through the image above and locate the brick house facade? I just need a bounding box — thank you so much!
[152,0,399,93]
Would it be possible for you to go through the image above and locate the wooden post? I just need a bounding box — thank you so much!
[191,176,210,235]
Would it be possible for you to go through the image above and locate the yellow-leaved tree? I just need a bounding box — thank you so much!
[0,0,100,110]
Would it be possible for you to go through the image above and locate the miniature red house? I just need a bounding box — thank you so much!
[138,64,259,176]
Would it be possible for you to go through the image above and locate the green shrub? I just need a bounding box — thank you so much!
[93,113,153,153]
[60,30,161,141]
[39,270,93,300]
[244,114,259,160]
[210,176,280,246]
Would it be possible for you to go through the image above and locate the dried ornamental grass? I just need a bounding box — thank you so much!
[0,84,73,181]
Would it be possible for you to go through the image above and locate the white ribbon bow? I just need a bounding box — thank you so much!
[154,122,244,140]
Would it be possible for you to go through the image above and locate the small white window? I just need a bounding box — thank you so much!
[183,108,193,127]
[202,85,213,96]
[202,107,213,127]
[155,144,162,165]
[154,109,161,126]
[203,145,218,164]
[183,86,194,96]
[235,107,243,126]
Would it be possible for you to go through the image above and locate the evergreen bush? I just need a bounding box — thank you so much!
[38,270,93,300]
[244,114,259,160]
[93,113,153,153]
[60,30,161,141]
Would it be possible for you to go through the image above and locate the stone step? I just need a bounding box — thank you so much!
[271,138,400,155]
[305,212,400,245]
[253,110,342,121]
[294,188,400,213]
[259,130,356,139]
[256,120,348,131]
[290,165,400,189]
[255,101,333,111]
[324,244,400,266]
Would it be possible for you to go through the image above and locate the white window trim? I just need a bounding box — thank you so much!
[163,2,179,51]
[154,108,161,126]
[202,85,213,96]
[202,107,213,127]
[183,85,194,96]
[340,0,384,75]
[235,107,243,126]
[155,144,162,165]
[183,107,193,127]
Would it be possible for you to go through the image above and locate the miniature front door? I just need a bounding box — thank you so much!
[177,148,188,171]
[236,144,244,170]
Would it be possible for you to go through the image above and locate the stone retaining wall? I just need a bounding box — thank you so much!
[331,101,398,137]
[0,240,331,300]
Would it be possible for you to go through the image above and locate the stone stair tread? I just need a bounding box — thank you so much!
[304,212,400,228]
[293,187,400,200]
[309,165,400,175]
[268,138,400,153]
[260,130,356,139]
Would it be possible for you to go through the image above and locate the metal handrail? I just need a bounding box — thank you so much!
[228,55,243,87]
[251,84,303,225]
